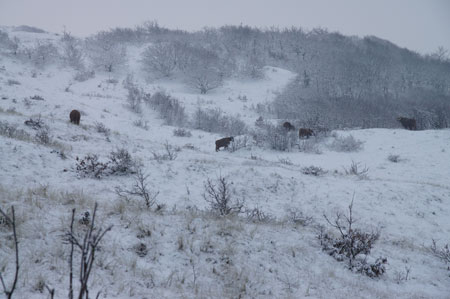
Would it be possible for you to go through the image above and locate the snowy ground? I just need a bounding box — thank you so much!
[0,29,450,298]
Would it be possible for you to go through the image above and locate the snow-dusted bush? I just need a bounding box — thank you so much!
[329,134,364,152]
[387,154,401,163]
[183,47,224,94]
[108,148,137,175]
[133,119,149,130]
[94,121,110,136]
[6,79,20,86]
[173,128,192,137]
[73,70,95,82]
[0,121,32,142]
[32,42,59,68]
[24,115,44,130]
[320,199,386,277]
[151,141,179,162]
[34,127,51,145]
[252,123,297,152]
[85,31,127,72]
[148,91,187,126]
[246,206,274,223]
[343,160,369,178]
[227,135,250,152]
[301,166,327,176]
[430,240,450,265]
[115,167,159,208]
[193,107,247,136]
[298,139,322,154]
[285,208,314,226]
[60,31,84,70]
[75,154,109,179]
[141,41,177,77]
[203,176,244,216]
[123,75,143,114]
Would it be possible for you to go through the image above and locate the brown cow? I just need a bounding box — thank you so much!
[215,137,234,152]
[397,117,416,130]
[70,109,81,125]
[299,128,314,139]
[283,121,295,131]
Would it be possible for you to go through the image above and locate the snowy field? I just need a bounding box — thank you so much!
[0,29,450,298]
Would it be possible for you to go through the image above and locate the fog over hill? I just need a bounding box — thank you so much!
[0,24,449,298]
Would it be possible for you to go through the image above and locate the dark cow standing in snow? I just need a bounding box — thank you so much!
[397,117,416,130]
[215,137,234,152]
[283,121,295,131]
[299,128,314,139]
[70,109,81,125]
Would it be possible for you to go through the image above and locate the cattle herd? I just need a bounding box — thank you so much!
[68,110,417,152]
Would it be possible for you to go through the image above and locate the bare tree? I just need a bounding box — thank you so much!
[203,176,244,216]
[115,167,159,208]
[85,31,127,72]
[0,206,19,299]
[64,204,112,299]
[61,30,84,70]
[141,41,178,77]
[184,47,224,94]
[32,41,59,67]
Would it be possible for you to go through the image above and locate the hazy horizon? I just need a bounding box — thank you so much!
[0,0,449,55]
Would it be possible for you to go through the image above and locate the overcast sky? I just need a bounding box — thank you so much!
[0,0,449,54]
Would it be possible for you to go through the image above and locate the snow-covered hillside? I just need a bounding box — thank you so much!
[1,29,450,298]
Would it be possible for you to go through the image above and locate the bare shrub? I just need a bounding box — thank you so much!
[246,206,274,223]
[148,91,187,126]
[115,168,159,208]
[35,127,52,145]
[173,128,192,137]
[227,135,250,152]
[133,119,149,130]
[30,95,44,101]
[265,125,297,152]
[387,154,401,163]
[203,176,244,216]
[0,206,19,299]
[7,79,20,86]
[278,157,293,165]
[0,121,32,141]
[108,148,136,175]
[302,166,327,176]
[329,134,364,152]
[192,107,247,136]
[94,121,110,136]
[141,41,178,77]
[75,154,109,179]
[74,70,95,82]
[298,139,322,154]
[123,75,143,113]
[64,204,112,299]
[286,208,314,226]
[320,199,386,277]
[24,115,44,130]
[343,160,369,178]
[430,240,450,264]
[152,141,179,162]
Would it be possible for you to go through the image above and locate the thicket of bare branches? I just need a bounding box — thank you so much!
[64,204,112,299]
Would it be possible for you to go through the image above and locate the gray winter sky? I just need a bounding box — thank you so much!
[0,0,449,54]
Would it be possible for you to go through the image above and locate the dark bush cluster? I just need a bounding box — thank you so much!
[75,148,136,179]
[301,166,327,176]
